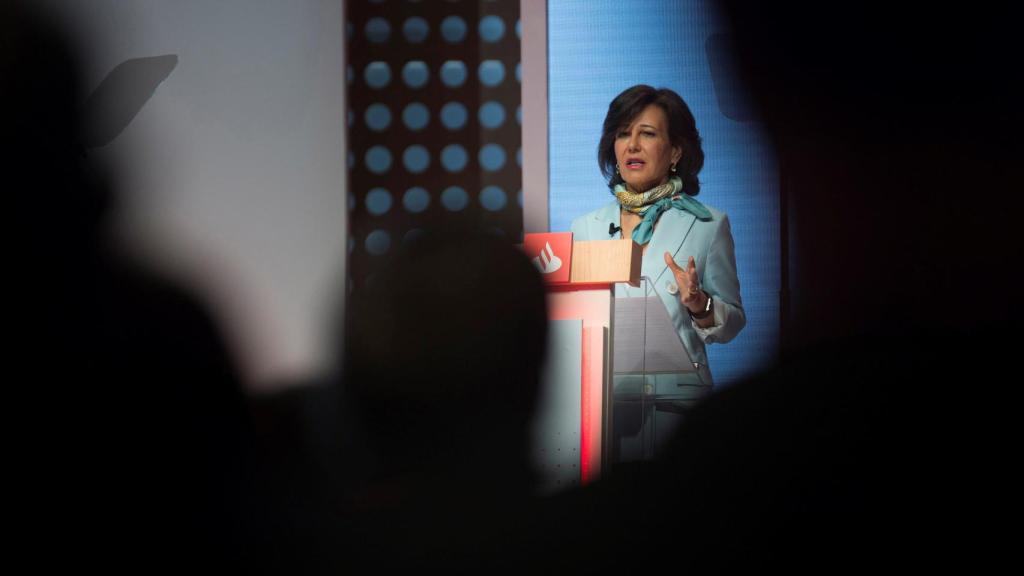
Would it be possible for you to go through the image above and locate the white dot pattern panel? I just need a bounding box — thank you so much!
[347,0,522,287]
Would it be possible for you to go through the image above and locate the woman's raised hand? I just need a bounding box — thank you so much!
[664,252,708,314]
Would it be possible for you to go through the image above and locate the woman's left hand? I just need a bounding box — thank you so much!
[664,252,709,314]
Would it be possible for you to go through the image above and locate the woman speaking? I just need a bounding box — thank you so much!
[571,85,745,388]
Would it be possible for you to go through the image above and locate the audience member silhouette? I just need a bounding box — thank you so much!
[720,0,1022,345]
[4,3,254,570]
[339,226,550,570]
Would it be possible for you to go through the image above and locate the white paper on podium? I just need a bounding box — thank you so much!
[613,296,695,374]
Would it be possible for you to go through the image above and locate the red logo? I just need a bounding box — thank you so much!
[523,232,572,284]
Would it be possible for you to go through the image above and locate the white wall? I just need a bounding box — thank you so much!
[42,0,348,391]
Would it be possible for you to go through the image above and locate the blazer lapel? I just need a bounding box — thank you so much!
[586,202,621,240]
[642,208,696,288]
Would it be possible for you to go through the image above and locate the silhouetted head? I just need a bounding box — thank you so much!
[345,226,548,480]
[2,1,108,259]
[718,0,1022,342]
[1,2,81,156]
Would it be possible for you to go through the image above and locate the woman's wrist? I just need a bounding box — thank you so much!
[687,292,713,319]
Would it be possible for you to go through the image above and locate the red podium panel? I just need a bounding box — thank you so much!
[524,233,640,488]
[547,288,611,485]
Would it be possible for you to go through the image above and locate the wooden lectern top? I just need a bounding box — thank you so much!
[568,239,642,286]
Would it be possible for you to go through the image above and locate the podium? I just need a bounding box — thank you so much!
[525,233,709,494]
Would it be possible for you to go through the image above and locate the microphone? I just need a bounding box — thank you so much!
[608,222,621,236]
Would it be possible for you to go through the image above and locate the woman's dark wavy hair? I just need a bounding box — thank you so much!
[598,85,705,196]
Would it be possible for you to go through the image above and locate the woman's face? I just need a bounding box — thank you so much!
[614,104,682,193]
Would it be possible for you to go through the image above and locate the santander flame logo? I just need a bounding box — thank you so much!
[532,242,563,274]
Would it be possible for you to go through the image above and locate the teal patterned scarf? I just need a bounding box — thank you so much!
[614,176,711,244]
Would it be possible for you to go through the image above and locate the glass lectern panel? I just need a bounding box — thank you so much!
[611,277,710,464]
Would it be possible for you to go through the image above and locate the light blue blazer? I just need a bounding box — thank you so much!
[570,200,745,386]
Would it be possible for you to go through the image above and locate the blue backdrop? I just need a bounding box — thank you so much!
[547,0,780,387]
